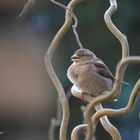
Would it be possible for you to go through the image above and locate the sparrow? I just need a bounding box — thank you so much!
[67,48,114,99]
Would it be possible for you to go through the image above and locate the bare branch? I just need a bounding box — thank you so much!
[16,0,36,20]
[49,118,57,140]
[104,0,129,100]
[71,86,121,140]
[80,105,86,124]
[92,78,140,123]
[84,0,130,139]
[50,0,68,9]
[71,124,87,140]
[51,0,84,49]
[94,104,122,140]
[71,56,140,140]
[91,57,140,125]
[104,0,129,59]
[49,97,62,140]
[48,88,72,140]
[85,57,140,140]
[44,0,83,140]
[72,14,84,48]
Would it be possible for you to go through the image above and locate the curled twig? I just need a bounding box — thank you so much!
[94,104,122,140]
[45,0,83,140]
[91,57,140,125]
[92,77,140,126]
[49,97,62,140]
[71,56,140,140]
[71,114,121,140]
[16,0,36,20]
[85,57,140,140]
[48,88,72,140]
[50,0,68,9]
[71,86,121,140]
[51,0,84,49]
[104,0,129,60]
[85,0,130,139]
[49,118,57,140]
[71,124,87,140]
[80,105,86,124]
[104,0,129,100]
[72,14,84,48]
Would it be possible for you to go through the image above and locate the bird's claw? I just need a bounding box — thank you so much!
[80,92,97,101]
[80,92,88,101]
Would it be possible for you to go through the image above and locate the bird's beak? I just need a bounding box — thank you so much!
[71,54,80,61]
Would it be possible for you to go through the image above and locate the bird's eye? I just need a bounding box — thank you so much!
[81,54,85,57]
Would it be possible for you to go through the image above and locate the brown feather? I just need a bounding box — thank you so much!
[94,59,114,82]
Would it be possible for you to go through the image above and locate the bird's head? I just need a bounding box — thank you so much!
[71,48,96,63]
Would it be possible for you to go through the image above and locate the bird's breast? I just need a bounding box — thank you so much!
[67,63,89,86]
[67,64,79,83]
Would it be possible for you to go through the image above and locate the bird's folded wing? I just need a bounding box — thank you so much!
[93,58,114,82]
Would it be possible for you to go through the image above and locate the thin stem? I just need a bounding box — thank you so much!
[71,86,121,140]
[45,1,82,140]
[49,118,57,140]
[91,57,140,124]
[16,0,36,20]
[51,0,84,49]
[72,14,84,48]
[104,0,129,59]
[48,89,72,140]
[95,104,121,140]
[85,0,129,139]
[104,0,129,100]
[85,57,140,140]
[92,78,140,123]
[71,124,87,140]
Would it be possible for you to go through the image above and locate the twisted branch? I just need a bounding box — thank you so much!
[16,0,36,20]
[48,88,72,140]
[85,56,140,140]
[48,97,62,140]
[71,124,87,140]
[71,86,121,140]
[44,0,82,140]
[72,14,84,48]
[104,0,129,100]
[104,0,129,59]
[91,57,140,124]
[85,0,130,139]
[51,0,84,49]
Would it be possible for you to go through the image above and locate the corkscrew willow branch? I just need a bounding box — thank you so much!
[16,0,36,20]
[71,87,121,140]
[51,0,84,49]
[72,13,84,48]
[91,57,140,124]
[85,0,130,139]
[44,0,83,140]
[104,0,129,100]
[48,89,72,140]
[48,97,62,140]
[86,57,140,140]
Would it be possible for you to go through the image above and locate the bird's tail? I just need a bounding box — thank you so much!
[114,78,130,86]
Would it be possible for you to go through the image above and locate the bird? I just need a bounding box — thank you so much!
[67,48,114,99]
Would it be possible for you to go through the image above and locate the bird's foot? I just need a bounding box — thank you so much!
[80,92,88,101]
[80,92,97,101]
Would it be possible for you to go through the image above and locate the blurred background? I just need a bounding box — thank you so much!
[0,0,139,140]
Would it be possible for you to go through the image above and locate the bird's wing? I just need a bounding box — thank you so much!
[93,58,114,82]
